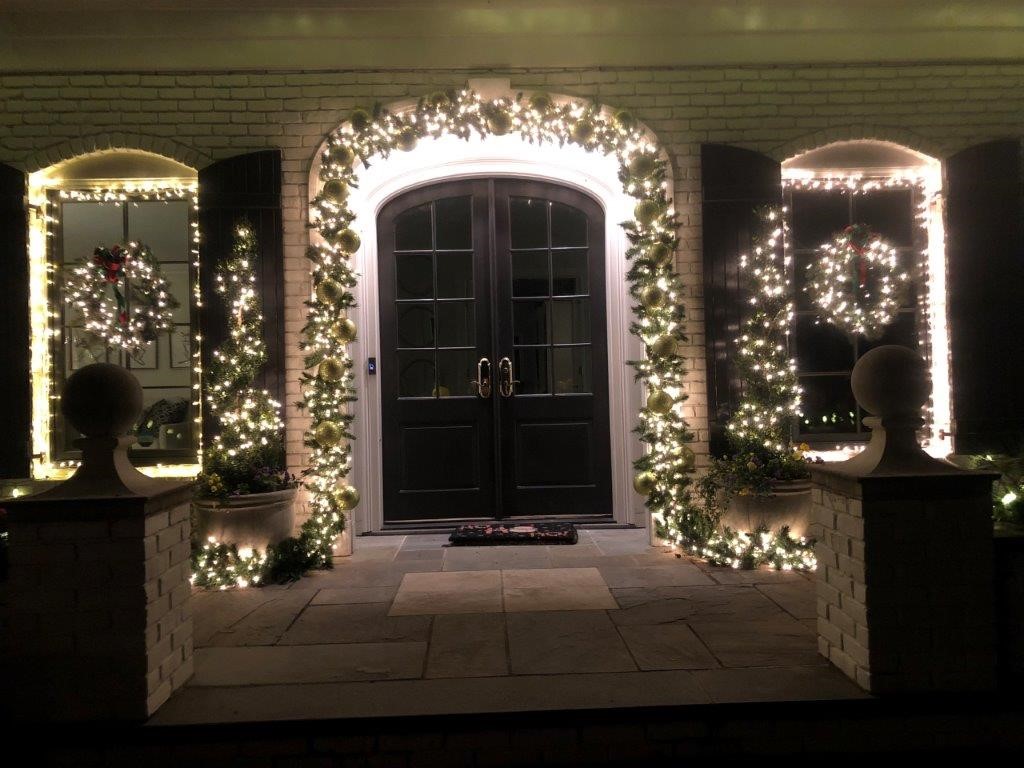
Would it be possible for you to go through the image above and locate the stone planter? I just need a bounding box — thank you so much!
[718,479,812,538]
[192,487,297,551]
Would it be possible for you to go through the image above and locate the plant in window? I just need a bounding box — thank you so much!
[63,242,179,360]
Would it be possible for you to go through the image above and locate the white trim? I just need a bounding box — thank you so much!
[311,131,655,533]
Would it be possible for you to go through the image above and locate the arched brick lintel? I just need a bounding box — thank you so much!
[771,124,945,164]
[21,133,212,174]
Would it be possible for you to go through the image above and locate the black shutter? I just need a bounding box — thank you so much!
[946,139,1024,455]
[198,151,284,439]
[0,163,29,478]
[700,144,781,455]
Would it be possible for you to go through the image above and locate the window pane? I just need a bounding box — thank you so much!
[513,299,547,345]
[551,298,590,344]
[512,249,549,297]
[551,202,587,247]
[435,196,472,250]
[436,251,473,298]
[794,251,816,311]
[552,248,588,295]
[436,301,474,347]
[860,311,918,354]
[397,302,434,348]
[397,350,435,397]
[396,252,433,299]
[515,347,549,394]
[61,201,123,263]
[852,189,915,248]
[799,376,858,434]
[161,262,191,323]
[132,388,192,451]
[436,349,476,397]
[510,197,548,249]
[128,201,189,262]
[553,346,591,394]
[795,315,855,373]
[395,203,432,250]
[791,191,848,249]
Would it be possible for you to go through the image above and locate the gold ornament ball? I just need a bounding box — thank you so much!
[529,92,554,112]
[322,179,348,204]
[334,145,356,166]
[614,109,637,130]
[314,420,343,448]
[397,127,418,152]
[350,108,372,131]
[337,228,361,254]
[649,242,673,268]
[633,471,657,495]
[679,446,695,471]
[628,154,658,179]
[649,334,678,357]
[640,284,667,309]
[337,484,361,510]
[571,120,594,143]
[647,389,674,415]
[487,111,513,136]
[634,199,662,226]
[333,317,358,343]
[318,357,344,382]
[315,278,344,305]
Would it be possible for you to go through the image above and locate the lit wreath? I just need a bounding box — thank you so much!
[64,242,179,357]
[806,224,909,339]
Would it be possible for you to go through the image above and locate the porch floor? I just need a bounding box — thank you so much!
[150,528,866,725]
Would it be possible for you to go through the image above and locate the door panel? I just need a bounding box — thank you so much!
[379,181,495,522]
[379,178,612,524]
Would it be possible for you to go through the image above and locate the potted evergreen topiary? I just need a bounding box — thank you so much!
[192,221,297,552]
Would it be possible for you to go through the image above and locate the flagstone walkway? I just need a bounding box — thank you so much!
[150,528,866,725]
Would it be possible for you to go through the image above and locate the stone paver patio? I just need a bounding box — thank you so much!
[150,529,866,725]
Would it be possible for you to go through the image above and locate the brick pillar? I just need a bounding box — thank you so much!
[810,468,996,693]
[4,483,194,720]
[808,345,998,694]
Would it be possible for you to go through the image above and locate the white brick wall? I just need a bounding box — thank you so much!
[3,64,1022,515]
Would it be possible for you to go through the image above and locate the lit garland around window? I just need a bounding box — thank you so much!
[308,89,699,572]
[63,242,179,359]
[807,223,909,339]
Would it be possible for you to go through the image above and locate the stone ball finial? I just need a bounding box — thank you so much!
[851,345,929,419]
[61,362,143,438]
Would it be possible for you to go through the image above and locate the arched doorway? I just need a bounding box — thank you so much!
[377,178,612,525]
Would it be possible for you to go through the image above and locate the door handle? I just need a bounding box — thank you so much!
[498,356,520,398]
[471,357,491,398]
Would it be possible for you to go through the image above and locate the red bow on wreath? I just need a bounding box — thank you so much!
[843,224,873,289]
[93,245,130,326]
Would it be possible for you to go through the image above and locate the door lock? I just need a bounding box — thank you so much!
[471,357,492,398]
[498,357,520,398]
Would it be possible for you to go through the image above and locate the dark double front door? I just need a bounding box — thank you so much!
[378,178,612,524]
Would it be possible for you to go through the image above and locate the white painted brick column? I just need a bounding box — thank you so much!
[810,467,997,694]
[3,482,194,721]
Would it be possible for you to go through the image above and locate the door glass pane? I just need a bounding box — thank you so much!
[436,301,475,347]
[799,376,858,434]
[853,189,914,247]
[397,303,434,348]
[510,197,548,249]
[395,203,432,250]
[550,202,587,247]
[61,201,123,263]
[791,191,848,249]
[512,249,549,297]
[436,251,473,298]
[514,347,549,394]
[397,350,435,397]
[129,201,189,261]
[553,346,592,394]
[436,349,476,397]
[551,298,590,344]
[435,196,472,250]
[794,315,854,373]
[396,252,433,299]
[860,311,918,353]
[513,299,548,345]
[552,249,588,295]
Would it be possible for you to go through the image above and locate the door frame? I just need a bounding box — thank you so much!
[310,128,661,533]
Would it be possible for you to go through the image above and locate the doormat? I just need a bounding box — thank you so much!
[448,522,578,546]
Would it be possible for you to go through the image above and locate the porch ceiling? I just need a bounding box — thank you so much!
[2,1,1023,72]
